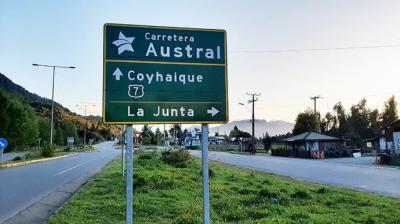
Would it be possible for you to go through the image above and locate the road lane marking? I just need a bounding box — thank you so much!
[53,156,106,176]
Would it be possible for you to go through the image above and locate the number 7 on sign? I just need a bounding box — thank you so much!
[128,84,144,98]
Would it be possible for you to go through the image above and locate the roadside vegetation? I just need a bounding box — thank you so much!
[1,151,70,166]
[0,75,115,152]
[48,151,400,224]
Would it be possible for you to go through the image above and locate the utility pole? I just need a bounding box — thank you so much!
[247,93,261,155]
[76,104,96,148]
[310,95,322,133]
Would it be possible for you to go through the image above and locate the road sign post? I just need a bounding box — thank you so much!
[201,124,210,224]
[126,125,133,224]
[103,24,227,224]
[122,125,125,176]
[0,138,8,163]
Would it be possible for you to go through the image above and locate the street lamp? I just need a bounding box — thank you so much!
[33,64,75,145]
[76,104,96,148]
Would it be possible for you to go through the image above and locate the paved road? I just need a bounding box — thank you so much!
[0,141,120,223]
[190,151,400,198]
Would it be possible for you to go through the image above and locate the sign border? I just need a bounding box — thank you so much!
[102,23,229,124]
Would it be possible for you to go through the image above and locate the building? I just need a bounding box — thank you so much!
[281,132,347,158]
[379,120,400,155]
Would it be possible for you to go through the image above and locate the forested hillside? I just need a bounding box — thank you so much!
[0,73,121,151]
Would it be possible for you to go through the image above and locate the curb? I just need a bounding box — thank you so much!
[0,153,76,168]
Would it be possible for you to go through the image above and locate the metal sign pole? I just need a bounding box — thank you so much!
[126,125,133,224]
[122,125,125,176]
[201,124,210,224]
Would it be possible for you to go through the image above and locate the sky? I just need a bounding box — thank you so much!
[1,0,400,124]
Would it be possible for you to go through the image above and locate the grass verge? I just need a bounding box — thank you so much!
[47,152,400,224]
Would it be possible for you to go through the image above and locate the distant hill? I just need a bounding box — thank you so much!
[209,119,293,138]
[0,72,120,137]
[0,72,55,106]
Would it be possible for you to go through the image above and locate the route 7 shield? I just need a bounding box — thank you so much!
[128,84,144,98]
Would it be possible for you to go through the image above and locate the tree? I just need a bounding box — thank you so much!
[292,110,319,135]
[54,123,64,145]
[321,112,337,134]
[141,125,155,145]
[348,99,370,137]
[229,125,251,139]
[381,95,398,128]
[38,118,51,144]
[229,126,240,138]
[333,102,348,134]
[63,120,78,141]
[169,124,183,144]
[0,90,39,151]
[262,132,272,151]
[154,128,162,145]
[369,109,380,136]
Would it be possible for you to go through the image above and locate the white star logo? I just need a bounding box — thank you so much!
[112,32,135,55]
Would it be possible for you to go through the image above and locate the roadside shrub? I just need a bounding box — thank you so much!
[258,188,279,198]
[41,144,56,157]
[316,187,329,194]
[291,189,311,199]
[133,173,146,189]
[138,152,155,160]
[160,149,191,168]
[23,151,39,160]
[199,168,215,178]
[12,156,22,161]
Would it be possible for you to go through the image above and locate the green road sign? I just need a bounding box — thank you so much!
[103,24,228,124]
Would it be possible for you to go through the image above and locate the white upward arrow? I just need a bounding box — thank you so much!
[112,68,123,81]
[207,107,219,116]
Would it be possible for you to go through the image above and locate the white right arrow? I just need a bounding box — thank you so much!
[207,107,219,116]
[112,67,123,81]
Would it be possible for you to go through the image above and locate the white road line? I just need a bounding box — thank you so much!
[53,156,105,176]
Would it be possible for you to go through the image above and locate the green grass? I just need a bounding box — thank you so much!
[47,152,400,224]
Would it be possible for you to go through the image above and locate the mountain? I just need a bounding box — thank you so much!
[209,119,294,138]
[0,72,120,137]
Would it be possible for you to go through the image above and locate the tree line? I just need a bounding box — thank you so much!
[0,89,111,152]
[293,96,399,147]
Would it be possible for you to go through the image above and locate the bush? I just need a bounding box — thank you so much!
[12,156,22,161]
[138,152,155,160]
[291,189,311,199]
[200,168,215,178]
[41,144,56,157]
[160,149,191,168]
[24,151,39,160]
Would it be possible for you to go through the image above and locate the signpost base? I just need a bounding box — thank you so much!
[201,124,210,224]
[126,125,133,224]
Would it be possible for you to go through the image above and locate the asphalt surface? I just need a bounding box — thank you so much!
[0,141,120,223]
[190,151,400,198]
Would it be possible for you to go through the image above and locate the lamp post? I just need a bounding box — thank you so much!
[76,104,96,148]
[33,64,75,145]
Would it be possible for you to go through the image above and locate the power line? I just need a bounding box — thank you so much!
[230,43,400,54]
